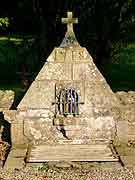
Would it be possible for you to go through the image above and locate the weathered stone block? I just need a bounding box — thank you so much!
[72,48,91,63]
[36,62,72,81]
[55,48,65,62]
[73,63,104,81]
[84,82,118,107]
[120,106,135,122]
[128,124,135,135]
[0,90,15,110]
[11,121,24,144]
[3,110,17,123]
[117,121,128,143]
[65,49,73,63]
[23,117,60,144]
[19,109,53,118]
[18,81,55,109]
[54,117,88,126]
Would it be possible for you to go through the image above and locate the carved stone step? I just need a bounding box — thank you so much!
[58,139,109,145]
[27,144,119,163]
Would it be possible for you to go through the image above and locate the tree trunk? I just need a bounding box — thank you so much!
[32,0,48,62]
[96,33,112,68]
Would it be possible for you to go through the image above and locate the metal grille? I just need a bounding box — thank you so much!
[53,86,83,117]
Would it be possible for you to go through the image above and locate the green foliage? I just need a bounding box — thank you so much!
[112,42,135,64]
[0,35,40,83]
[0,0,134,91]
[102,64,135,91]
[37,163,50,171]
[0,17,9,27]
[101,43,135,91]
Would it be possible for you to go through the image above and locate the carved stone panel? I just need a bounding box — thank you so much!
[72,48,92,63]
[55,48,65,63]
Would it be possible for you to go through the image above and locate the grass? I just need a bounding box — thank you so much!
[0,82,25,91]
[0,35,34,46]
[0,35,39,92]
[100,43,135,91]
[101,64,135,91]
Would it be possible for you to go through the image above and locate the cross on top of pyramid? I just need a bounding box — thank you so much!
[61,12,78,33]
[60,12,80,47]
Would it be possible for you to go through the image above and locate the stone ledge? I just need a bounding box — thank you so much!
[115,144,135,166]
[4,144,28,170]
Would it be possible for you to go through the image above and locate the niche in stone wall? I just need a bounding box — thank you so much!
[53,82,84,117]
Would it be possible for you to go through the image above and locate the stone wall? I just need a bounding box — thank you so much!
[0,90,135,145]
[0,90,15,111]
[115,91,135,144]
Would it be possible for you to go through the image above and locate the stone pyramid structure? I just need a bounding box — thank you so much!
[17,12,119,146]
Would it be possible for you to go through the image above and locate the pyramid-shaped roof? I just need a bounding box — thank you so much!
[18,12,119,110]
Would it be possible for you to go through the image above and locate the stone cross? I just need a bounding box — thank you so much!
[61,12,78,33]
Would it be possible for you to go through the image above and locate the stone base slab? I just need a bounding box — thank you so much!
[4,144,27,170]
[27,144,119,163]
